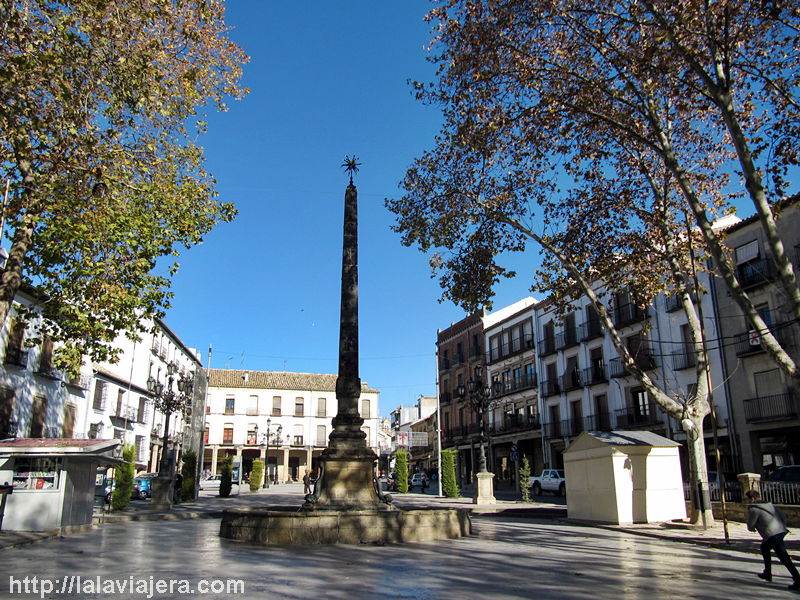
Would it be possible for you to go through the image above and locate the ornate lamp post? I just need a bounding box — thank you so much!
[457,364,495,504]
[147,363,194,507]
[260,419,282,489]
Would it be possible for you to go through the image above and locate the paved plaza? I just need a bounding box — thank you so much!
[1,485,798,599]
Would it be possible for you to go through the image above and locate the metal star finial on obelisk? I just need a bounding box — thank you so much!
[341,155,361,185]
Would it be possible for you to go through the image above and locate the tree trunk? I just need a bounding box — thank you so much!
[686,416,714,526]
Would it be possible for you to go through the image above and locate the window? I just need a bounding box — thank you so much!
[317,398,326,417]
[735,239,759,264]
[632,388,650,417]
[247,395,259,416]
[316,425,327,446]
[362,426,371,443]
[4,319,27,367]
[62,404,76,438]
[246,425,258,445]
[0,386,15,438]
[38,336,55,375]
[272,396,282,416]
[361,399,370,419]
[138,397,148,423]
[88,422,102,439]
[224,397,235,415]
[136,436,146,463]
[293,424,303,446]
[294,397,304,417]
[93,381,107,411]
[29,395,47,438]
[116,389,125,417]
[222,425,234,444]
[754,369,782,398]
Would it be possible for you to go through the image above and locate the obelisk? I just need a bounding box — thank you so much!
[304,157,389,510]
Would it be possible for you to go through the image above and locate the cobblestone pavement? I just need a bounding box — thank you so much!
[1,484,798,599]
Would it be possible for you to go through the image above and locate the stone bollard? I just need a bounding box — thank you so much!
[737,472,761,496]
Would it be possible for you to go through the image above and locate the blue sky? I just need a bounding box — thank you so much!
[163,1,540,417]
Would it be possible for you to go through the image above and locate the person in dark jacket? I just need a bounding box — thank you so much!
[746,489,800,590]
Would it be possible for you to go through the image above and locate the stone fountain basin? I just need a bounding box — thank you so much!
[220,506,471,546]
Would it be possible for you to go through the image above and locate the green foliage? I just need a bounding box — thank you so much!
[519,455,532,503]
[395,450,409,494]
[111,444,136,511]
[0,0,249,374]
[441,449,460,498]
[250,460,264,492]
[218,455,232,498]
[180,450,197,502]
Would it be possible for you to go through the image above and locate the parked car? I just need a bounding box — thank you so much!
[199,474,223,491]
[133,477,152,499]
[768,466,800,484]
[409,472,428,488]
[104,478,147,502]
[529,469,566,496]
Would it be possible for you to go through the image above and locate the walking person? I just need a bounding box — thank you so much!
[746,489,800,590]
[303,470,312,495]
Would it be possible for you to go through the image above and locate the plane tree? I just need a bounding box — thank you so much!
[387,0,799,523]
[0,0,248,371]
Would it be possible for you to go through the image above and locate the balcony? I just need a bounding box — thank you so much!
[585,412,613,432]
[538,337,557,358]
[579,319,603,341]
[671,350,697,371]
[608,353,656,377]
[559,369,582,393]
[64,373,92,390]
[614,403,662,428]
[582,364,607,386]
[664,292,696,313]
[440,391,452,405]
[734,323,793,357]
[4,348,28,369]
[743,391,798,423]
[438,357,451,371]
[614,303,648,328]
[542,421,562,438]
[488,334,534,363]
[491,374,537,398]
[490,413,540,435]
[737,257,775,290]
[315,437,327,447]
[292,436,304,447]
[561,417,586,437]
[540,379,560,398]
[555,329,579,351]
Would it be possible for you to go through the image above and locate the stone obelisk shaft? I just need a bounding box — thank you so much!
[335,182,361,410]
[304,179,382,510]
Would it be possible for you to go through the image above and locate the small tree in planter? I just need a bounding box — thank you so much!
[219,455,233,498]
[111,444,136,511]
[250,460,264,492]
[442,449,460,498]
[395,450,409,493]
[180,450,197,502]
[519,455,532,503]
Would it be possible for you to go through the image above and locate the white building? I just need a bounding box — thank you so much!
[534,280,730,474]
[204,369,380,482]
[0,286,205,476]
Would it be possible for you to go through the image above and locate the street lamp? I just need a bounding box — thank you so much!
[457,364,492,473]
[147,362,194,477]
[260,419,283,489]
[457,364,495,504]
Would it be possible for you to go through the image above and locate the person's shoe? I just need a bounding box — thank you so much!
[788,580,800,591]
[758,572,772,582]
